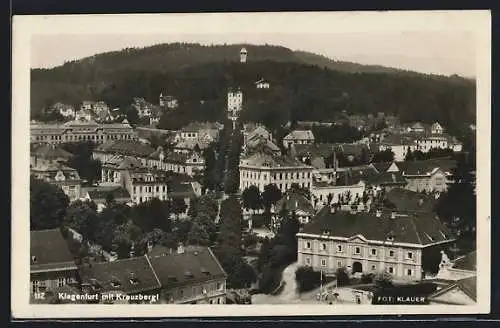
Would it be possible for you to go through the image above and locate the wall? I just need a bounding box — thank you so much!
[297,236,423,280]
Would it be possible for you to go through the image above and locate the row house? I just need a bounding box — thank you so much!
[30,118,137,145]
[283,130,315,149]
[395,159,457,193]
[297,207,455,280]
[49,102,76,118]
[30,162,82,202]
[149,151,205,177]
[272,191,315,225]
[159,93,179,110]
[80,246,227,304]
[30,229,79,301]
[239,152,314,193]
[100,157,168,204]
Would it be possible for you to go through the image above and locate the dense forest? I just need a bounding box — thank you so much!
[31,43,476,133]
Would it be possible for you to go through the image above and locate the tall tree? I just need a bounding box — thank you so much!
[372,149,395,163]
[242,185,262,213]
[62,200,99,239]
[30,177,70,230]
[186,221,211,246]
[262,183,282,210]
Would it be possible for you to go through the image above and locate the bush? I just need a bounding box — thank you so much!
[295,266,326,293]
[258,266,282,294]
[374,271,393,289]
[361,273,374,284]
[335,267,350,287]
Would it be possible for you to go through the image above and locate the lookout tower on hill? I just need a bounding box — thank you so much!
[240,47,247,63]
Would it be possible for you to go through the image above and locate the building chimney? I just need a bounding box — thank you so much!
[129,242,135,258]
[376,209,382,217]
[418,198,424,206]
[391,212,396,219]
[295,200,298,209]
[330,205,336,214]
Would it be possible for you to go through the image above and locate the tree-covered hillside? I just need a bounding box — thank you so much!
[30,43,476,132]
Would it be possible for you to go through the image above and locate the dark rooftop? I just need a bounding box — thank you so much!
[384,188,437,213]
[396,159,457,176]
[30,229,77,272]
[300,207,455,246]
[147,247,227,289]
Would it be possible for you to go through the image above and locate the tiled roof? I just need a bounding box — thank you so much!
[284,130,315,141]
[360,171,407,186]
[240,152,312,169]
[300,207,455,246]
[31,145,74,159]
[384,188,437,213]
[452,251,476,271]
[87,186,131,201]
[292,143,335,158]
[371,162,395,173]
[181,121,223,132]
[428,276,476,302]
[30,229,77,272]
[95,140,156,157]
[396,159,457,176]
[80,256,161,294]
[147,247,227,289]
[333,143,370,158]
[62,119,100,127]
[102,155,144,170]
[381,133,418,146]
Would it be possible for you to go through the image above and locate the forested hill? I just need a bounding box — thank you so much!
[31,43,476,130]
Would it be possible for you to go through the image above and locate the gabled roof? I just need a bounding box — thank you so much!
[452,251,476,271]
[87,186,131,201]
[95,140,156,158]
[384,188,437,213]
[371,162,395,173]
[284,130,315,141]
[428,276,477,302]
[168,181,196,199]
[292,143,335,158]
[30,229,77,272]
[396,159,457,176]
[80,256,161,294]
[300,207,455,246]
[147,247,227,289]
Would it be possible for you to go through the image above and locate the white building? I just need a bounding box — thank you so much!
[255,79,270,89]
[239,152,314,193]
[240,47,247,63]
[297,207,455,280]
[227,88,243,113]
[431,122,444,134]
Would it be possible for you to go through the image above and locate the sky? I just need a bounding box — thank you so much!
[28,12,481,77]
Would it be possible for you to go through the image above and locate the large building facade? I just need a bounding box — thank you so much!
[239,152,314,193]
[30,118,137,145]
[296,207,455,280]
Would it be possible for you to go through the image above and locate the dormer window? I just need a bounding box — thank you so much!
[31,256,37,264]
[129,276,140,285]
[386,235,394,242]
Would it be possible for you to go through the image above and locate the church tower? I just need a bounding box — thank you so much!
[240,47,247,63]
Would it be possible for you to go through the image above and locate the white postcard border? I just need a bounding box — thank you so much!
[12,10,491,318]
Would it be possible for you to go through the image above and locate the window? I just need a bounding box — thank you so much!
[32,280,39,293]
[217,283,223,291]
[389,250,395,257]
[407,269,413,276]
[321,243,327,251]
[337,245,343,252]
[179,289,184,298]
[321,259,327,266]
[355,247,361,254]
[305,241,311,249]
[337,261,342,268]
[388,267,394,274]
[58,277,66,287]
[407,252,413,260]
[371,249,377,256]
[371,265,376,271]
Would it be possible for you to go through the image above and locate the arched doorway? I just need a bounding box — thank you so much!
[352,261,363,274]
